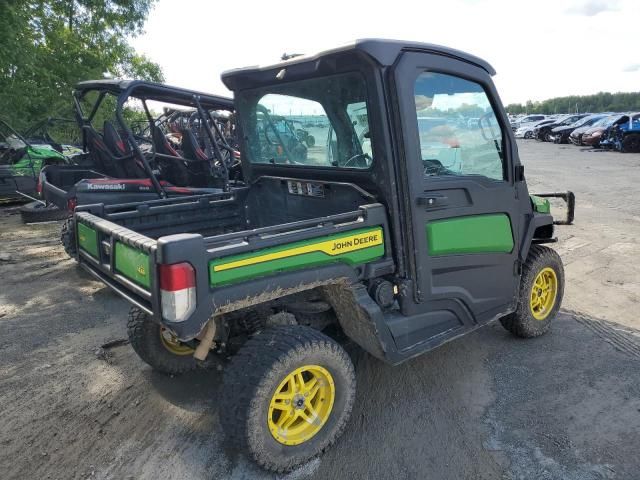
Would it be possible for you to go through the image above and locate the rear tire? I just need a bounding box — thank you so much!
[500,245,564,338]
[622,134,640,153]
[126,307,198,375]
[221,325,356,473]
[61,218,76,257]
[19,201,69,223]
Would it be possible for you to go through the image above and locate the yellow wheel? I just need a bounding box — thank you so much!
[160,327,195,356]
[127,307,198,375]
[500,245,564,338]
[268,365,335,446]
[529,267,558,320]
[221,326,356,473]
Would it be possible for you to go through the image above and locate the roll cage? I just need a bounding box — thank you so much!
[72,80,236,195]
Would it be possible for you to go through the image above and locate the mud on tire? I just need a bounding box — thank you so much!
[126,306,198,375]
[220,325,356,473]
[500,245,564,338]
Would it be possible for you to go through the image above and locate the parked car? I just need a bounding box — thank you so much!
[599,113,640,150]
[582,113,640,148]
[549,114,609,144]
[607,114,640,152]
[515,118,556,139]
[535,114,589,142]
[569,114,613,145]
[511,114,546,131]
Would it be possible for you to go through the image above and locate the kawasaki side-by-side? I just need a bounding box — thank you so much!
[0,119,73,201]
[71,39,574,472]
[39,80,238,253]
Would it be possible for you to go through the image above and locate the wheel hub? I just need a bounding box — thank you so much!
[267,365,335,446]
[530,267,558,321]
[159,327,195,356]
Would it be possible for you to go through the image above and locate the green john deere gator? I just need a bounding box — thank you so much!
[72,39,574,472]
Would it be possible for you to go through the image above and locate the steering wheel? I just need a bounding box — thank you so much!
[342,152,371,168]
[423,159,446,176]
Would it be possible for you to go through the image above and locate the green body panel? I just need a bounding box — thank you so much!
[426,214,514,255]
[10,145,66,176]
[114,242,151,288]
[530,195,550,214]
[77,223,98,258]
[209,227,385,286]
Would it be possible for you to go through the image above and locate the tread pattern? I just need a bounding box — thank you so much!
[500,245,564,338]
[221,325,356,473]
[126,307,198,375]
[60,218,77,257]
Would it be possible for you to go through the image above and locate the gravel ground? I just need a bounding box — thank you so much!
[1,140,639,480]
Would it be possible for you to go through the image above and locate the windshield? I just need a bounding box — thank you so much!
[236,72,372,169]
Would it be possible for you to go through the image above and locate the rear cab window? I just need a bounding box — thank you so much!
[236,72,373,170]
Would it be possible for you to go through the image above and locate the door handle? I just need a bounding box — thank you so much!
[417,194,448,208]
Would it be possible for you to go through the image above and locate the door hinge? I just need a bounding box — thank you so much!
[514,260,522,275]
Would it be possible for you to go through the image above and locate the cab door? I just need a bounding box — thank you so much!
[391,52,527,343]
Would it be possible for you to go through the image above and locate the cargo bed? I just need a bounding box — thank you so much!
[74,176,392,339]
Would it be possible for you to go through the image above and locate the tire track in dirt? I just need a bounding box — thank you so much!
[564,308,640,359]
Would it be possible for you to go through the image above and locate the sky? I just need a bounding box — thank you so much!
[130,0,640,106]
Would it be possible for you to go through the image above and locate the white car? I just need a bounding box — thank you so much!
[515,119,553,139]
[510,114,547,131]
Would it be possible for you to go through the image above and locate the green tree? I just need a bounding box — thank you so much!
[506,92,640,115]
[0,0,163,130]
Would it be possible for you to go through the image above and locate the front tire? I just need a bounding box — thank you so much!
[126,307,198,375]
[622,134,640,153]
[500,245,564,338]
[221,325,356,473]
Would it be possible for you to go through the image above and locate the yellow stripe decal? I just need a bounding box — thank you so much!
[213,229,383,272]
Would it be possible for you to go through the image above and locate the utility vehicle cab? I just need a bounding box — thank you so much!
[73,39,572,473]
[223,39,554,347]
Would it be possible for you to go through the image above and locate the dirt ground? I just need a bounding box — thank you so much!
[1,140,640,480]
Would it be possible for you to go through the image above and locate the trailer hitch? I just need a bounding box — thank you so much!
[532,191,575,225]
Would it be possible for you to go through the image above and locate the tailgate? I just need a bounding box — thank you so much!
[74,211,158,315]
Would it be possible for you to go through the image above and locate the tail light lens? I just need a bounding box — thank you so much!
[67,197,77,211]
[36,172,44,195]
[159,262,196,322]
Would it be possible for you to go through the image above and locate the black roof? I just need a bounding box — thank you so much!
[74,79,233,109]
[221,38,495,88]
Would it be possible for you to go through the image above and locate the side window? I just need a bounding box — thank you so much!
[414,72,505,181]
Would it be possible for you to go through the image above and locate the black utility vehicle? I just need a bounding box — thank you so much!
[73,40,574,472]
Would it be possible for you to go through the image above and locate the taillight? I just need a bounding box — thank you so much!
[159,262,196,322]
[36,172,44,195]
[67,197,77,211]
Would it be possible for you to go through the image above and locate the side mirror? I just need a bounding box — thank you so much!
[514,164,525,182]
